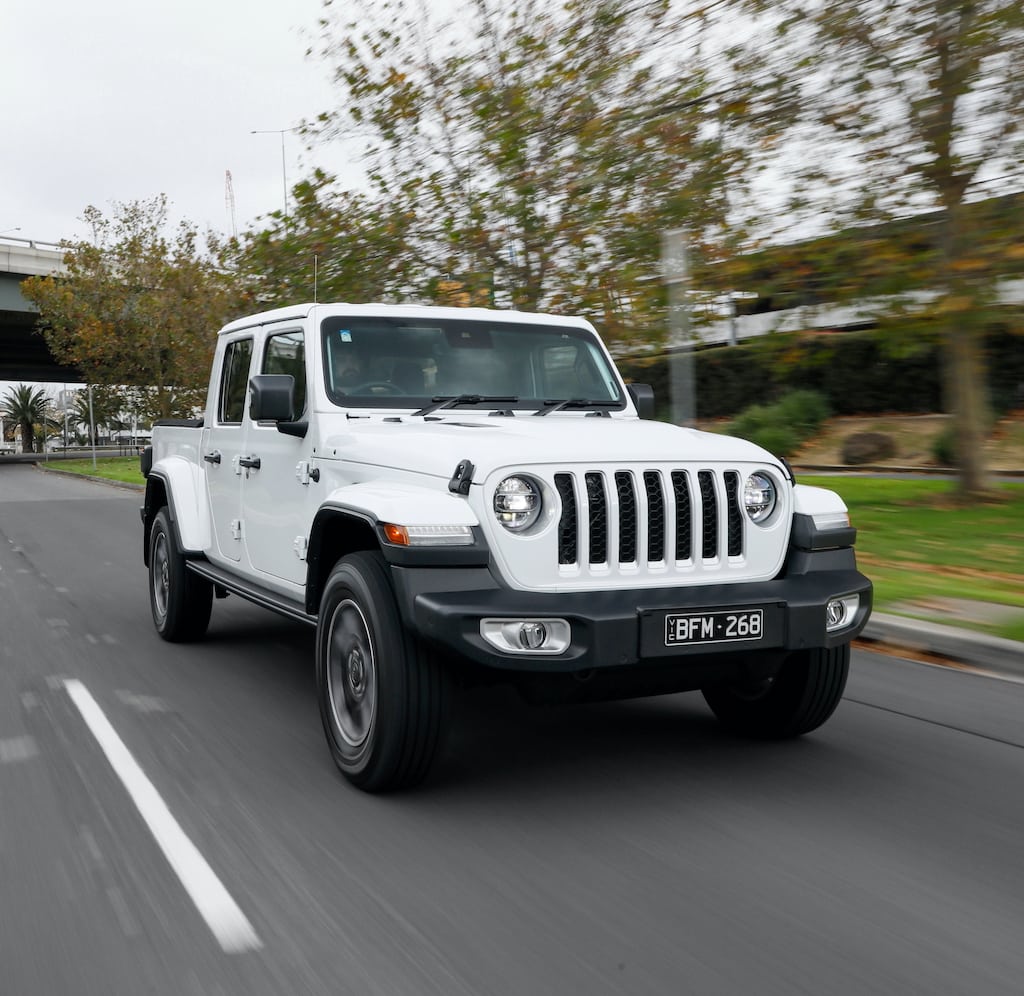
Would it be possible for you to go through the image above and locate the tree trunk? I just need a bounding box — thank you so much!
[944,322,989,498]
[20,421,34,454]
[939,202,991,500]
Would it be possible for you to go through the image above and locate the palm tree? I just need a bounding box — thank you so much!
[69,389,121,446]
[0,384,50,454]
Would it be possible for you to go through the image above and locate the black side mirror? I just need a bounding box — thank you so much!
[627,383,655,420]
[249,374,295,422]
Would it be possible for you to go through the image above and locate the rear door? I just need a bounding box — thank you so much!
[203,335,253,563]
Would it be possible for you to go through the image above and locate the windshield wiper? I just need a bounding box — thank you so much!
[534,399,620,416]
[413,394,520,417]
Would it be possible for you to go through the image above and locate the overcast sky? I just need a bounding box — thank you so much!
[2,0,365,245]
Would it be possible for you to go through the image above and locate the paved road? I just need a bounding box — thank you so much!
[2,463,1023,995]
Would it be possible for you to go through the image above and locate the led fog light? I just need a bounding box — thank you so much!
[826,595,860,632]
[518,622,547,649]
[480,618,571,655]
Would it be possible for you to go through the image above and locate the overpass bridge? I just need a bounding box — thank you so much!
[0,237,80,382]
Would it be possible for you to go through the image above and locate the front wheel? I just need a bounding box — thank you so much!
[316,551,447,792]
[149,508,212,642]
[702,644,850,739]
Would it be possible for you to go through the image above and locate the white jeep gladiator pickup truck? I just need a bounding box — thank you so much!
[141,303,871,791]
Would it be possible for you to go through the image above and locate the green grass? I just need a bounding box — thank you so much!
[47,456,145,487]
[802,475,1024,640]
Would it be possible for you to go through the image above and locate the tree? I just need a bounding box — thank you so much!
[21,197,240,423]
[1,384,50,453]
[63,387,121,446]
[227,170,422,306]
[720,0,1024,497]
[304,0,751,349]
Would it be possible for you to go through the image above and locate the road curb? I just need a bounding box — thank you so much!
[863,613,1024,678]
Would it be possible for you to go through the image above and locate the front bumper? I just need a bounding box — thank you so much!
[393,565,873,674]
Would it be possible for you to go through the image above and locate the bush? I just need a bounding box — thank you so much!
[729,403,773,441]
[932,425,957,466]
[726,390,830,458]
[841,431,896,465]
[774,390,831,432]
[741,424,800,459]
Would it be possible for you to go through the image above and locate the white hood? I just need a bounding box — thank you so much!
[319,413,781,481]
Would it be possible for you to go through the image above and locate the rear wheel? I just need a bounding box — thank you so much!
[149,508,213,642]
[316,551,447,792]
[702,644,849,739]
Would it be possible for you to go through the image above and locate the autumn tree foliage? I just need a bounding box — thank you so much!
[227,170,421,306]
[715,0,1024,497]
[298,0,751,350]
[22,197,239,423]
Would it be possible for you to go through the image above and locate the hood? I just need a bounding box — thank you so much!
[318,413,780,480]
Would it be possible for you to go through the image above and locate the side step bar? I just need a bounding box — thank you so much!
[187,560,317,627]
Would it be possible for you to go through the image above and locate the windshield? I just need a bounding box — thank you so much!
[321,316,624,411]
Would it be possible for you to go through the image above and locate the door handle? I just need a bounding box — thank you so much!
[203,450,222,465]
[238,455,261,470]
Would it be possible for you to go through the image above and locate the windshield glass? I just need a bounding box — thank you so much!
[321,316,624,411]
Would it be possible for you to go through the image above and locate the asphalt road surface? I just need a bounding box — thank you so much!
[2,462,1023,995]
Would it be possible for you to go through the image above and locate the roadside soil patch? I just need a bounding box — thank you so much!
[788,411,1024,471]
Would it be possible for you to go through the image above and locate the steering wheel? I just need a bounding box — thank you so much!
[348,381,405,395]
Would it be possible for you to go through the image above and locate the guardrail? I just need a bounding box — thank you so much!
[0,445,145,463]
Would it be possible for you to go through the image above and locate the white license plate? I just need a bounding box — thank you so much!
[664,609,765,647]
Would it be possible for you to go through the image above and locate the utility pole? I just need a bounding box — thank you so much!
[225,170,238,239]
[251,128,291,232]
[662,228,696,427]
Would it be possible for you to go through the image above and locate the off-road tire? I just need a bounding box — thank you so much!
[702,644,850,739]
[149,508,213,642]
[316,551,448,792]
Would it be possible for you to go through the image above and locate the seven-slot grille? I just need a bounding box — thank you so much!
[554,469,744,568]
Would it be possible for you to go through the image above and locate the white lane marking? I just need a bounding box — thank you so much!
[63,679,262,953]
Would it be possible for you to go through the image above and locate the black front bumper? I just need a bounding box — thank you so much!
[391,562,872,674]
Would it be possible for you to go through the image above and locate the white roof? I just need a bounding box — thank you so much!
[218,303,595,336]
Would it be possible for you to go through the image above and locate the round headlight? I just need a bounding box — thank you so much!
[494,476,542,532]
[744,472,777,524]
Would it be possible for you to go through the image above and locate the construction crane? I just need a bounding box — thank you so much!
[225,170,238,239]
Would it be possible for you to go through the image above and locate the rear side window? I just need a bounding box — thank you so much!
[262,330,306,416]
[219,337,253,423]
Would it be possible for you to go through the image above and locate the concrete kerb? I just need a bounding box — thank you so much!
[862,613,1024,679]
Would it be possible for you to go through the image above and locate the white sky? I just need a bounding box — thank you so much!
[2,0,365,245]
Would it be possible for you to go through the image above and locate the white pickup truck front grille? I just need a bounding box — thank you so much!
[553,468,746,570]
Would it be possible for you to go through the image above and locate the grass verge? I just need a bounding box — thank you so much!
[802,475,1024,642]
[44,456,145,487]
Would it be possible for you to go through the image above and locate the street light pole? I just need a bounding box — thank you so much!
[251,128,291,231]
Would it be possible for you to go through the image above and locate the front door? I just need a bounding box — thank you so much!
[241,327,312,588]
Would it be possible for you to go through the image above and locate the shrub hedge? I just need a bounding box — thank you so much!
[726,390,831,458]
[617,324,1024,419]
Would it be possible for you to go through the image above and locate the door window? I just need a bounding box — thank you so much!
[261,330,306,416]
[218,338,254,424]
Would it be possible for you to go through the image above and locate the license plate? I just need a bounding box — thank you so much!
[664,608,765,647]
